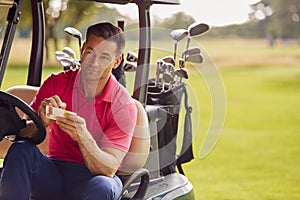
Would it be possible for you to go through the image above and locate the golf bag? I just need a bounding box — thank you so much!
[147,80,194,176]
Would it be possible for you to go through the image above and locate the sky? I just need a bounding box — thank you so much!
[108,0,262,27]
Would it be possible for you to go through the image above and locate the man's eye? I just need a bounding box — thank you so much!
[100,56,110,61]
[84,49,93,55]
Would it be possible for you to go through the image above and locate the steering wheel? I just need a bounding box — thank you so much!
[0,91,46,145]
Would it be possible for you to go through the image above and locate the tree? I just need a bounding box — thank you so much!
[250,0,300,38]
[17,0,126,61]
[154,11,195,30]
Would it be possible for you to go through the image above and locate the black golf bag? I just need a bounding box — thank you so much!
[147,79,194,176]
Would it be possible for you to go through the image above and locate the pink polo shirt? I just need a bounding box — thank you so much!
[31,68,137,164]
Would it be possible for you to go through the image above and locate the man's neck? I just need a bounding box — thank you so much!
[82,76,110,101]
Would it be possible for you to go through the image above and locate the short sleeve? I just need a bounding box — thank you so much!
[30,74,56,113]
[100,102,137,153]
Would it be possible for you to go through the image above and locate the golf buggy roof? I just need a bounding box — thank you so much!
[89,0,180,5]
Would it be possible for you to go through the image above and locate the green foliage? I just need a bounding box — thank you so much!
[210,0,300,38]
[154,11,195,30]
[263,0,300,37]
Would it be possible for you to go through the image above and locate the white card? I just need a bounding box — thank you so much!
[46,105,76,120]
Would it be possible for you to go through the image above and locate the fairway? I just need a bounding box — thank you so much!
[1,38,300,199]
[186,64,300,200]
[184,39,300,199]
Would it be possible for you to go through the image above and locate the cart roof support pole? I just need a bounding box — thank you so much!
[132,0,151,106]
[27,0,45,86]
[0,0,23,88]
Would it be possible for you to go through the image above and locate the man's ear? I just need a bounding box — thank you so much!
[113,55,123,69]
[80,42,86,57]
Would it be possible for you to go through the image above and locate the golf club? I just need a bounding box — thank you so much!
[164,62,175,77]
[170,29,188,61]
[185,53,203,63]
[58,57,80,70]
[58,57,75,70]
[63,47,77,60]
[179,53,203,68]
[174,68,188,85]
[126,52,138,62]
[123,62,137,72]
[155,59,164,87]
[162,56,175,66]
[64,26,82,56]
[55,51,69,61]
[181,46,201,58]
[162,72,174,93]
[185,22,211,56]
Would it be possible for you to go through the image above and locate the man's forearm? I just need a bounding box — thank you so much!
[77,133,123,177]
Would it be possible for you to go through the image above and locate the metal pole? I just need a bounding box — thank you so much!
[132,0,151,106]
[27,0,45,86]
[0,0,23,88]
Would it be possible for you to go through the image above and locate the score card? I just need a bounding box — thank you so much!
[46,105,76,120]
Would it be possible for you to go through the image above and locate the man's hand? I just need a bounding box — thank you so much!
[39,95,66,127]
[56,113,125,177]
[56,114,90,142]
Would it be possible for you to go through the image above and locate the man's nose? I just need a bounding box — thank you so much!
[89,55,99,66]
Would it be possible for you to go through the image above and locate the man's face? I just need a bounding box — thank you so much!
[80,35,120,83]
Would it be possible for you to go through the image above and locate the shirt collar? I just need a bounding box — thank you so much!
[74,69,118,103]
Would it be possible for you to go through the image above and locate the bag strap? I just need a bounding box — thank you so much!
[176,85,194,175]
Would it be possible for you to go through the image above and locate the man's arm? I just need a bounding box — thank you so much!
[19,95,66,139]
[56,114,126,177]
[78,134,126,177]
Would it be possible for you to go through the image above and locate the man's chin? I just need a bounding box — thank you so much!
[82,72,101,82]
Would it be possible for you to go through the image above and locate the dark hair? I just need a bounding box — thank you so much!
[86,22,125,55]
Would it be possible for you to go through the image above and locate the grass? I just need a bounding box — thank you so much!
[182,39,300,199]
[1,38,300,199]
[186,65,300,200]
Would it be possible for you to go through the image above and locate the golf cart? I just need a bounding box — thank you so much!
[0,0,221,199]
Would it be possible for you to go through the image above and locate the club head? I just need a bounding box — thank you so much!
[64,27,82,40]
[126,52,138,62]
[164,62,175,75]
[58,57,74,67]
[170,29,188,42]
[55,51,69,60]
[162,56,175,66]
[186,53,203,63]
[188,22,211,37]
[162,72,174,83]
[64,26,82,53]
[175,68,188,79]
[179,58,185,68]
[123,62,137,72]
[63,47,76,59]
[182,46,201,58]
[160,61,169,72]
[58,57,80,67]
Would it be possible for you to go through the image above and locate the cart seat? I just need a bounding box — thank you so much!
[118,98,150,175]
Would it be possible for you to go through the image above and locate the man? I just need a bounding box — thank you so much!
[0,22,137,200]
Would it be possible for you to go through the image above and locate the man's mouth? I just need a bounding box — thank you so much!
[87,67,100,73]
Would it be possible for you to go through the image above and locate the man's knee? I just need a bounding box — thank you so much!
[84,175,122,200]
[7,140,37,157]
[4,140,40,168]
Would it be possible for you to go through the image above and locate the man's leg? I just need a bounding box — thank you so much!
[82,175,123,200]
[0,140,65,200]
[53,161,122,200]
